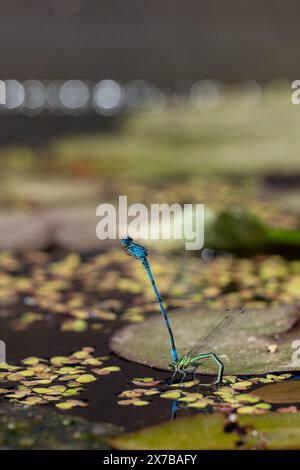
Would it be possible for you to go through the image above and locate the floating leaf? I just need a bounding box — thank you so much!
[32,387,65,395]
[117,398,150,406]
[239,412,300,449]
[82,358,103,366]
[160,390,182,400]
[21,396,45,405]
[117,399,136,406]
[132,388,160,396]
[55,400,87,410]
[133,377,154,383]
[61,319,87,332]
[92,309,117,321]
[237,406,267,415]
[18,370,36,377]
[7,373,25,381]
[75,374,97,383]
[170,379,199,388]
[21,380,52,386]
[187,400,210,409]
[50,357,69,366]
[118,390,142,399]
[178,396,198,403]
[92,366,121,376]
[131,378,162,387]
[43,396,60,402]
[111,306,299,375]
[223,376,238,384]
[235,394,260,404]
[132,400,150,407]
[48,385,66,393]
[142,389,160,396]
[109,414,237,450]
[22,357,44,366]
[6,390,31,399]
[62,388,81,397]
[57,367,81,375]
[232,381,253,391]
[255,403,272,410]
[103,366,121,372]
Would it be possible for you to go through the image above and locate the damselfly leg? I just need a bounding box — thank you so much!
[179,370,187,385]
[190,352,224,386]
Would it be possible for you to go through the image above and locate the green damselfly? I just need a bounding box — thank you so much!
[168,307,247,385]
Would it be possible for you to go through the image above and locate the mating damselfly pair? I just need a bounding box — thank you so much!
[120,236,247,386]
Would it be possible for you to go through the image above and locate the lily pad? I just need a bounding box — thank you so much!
[110,411,300,450]
[109,413,237,450]
[252,380,300,404]
[111,306,300,375]
[239,412,300,449]
[75,374,97,383]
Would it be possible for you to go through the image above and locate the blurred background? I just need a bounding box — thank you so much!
[1,1,300,443]
[0,0,300,253]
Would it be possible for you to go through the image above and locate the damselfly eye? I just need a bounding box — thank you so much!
[121,237,131,246]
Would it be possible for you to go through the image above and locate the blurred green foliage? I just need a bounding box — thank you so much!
[1,83,300,182]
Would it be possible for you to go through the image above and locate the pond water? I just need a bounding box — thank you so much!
[0,249,299,437]
[2,316,300,433]
[1,316,178,431]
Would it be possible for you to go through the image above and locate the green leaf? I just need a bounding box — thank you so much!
[205,209,300,254]
[239,412,300,450]
[205,209,267,253]
[111,305,300,375]
[109,414,237,450]
[110,412,300,450]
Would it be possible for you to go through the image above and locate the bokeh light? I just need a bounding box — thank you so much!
[93,80,123,115]
[23,80,46,114]
[59,80,90,113]
[190,80,224,108]
[238,80,263,108]
[5,80,25,110]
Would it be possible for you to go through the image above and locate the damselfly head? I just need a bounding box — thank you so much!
[120,236,133,247]
[168,363,176,371]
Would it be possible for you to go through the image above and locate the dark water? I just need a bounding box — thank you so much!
[1,316,188,432]
[3,315,299,433]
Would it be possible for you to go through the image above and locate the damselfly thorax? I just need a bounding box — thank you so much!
[120,236,148,260]
[169,352,224,386]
